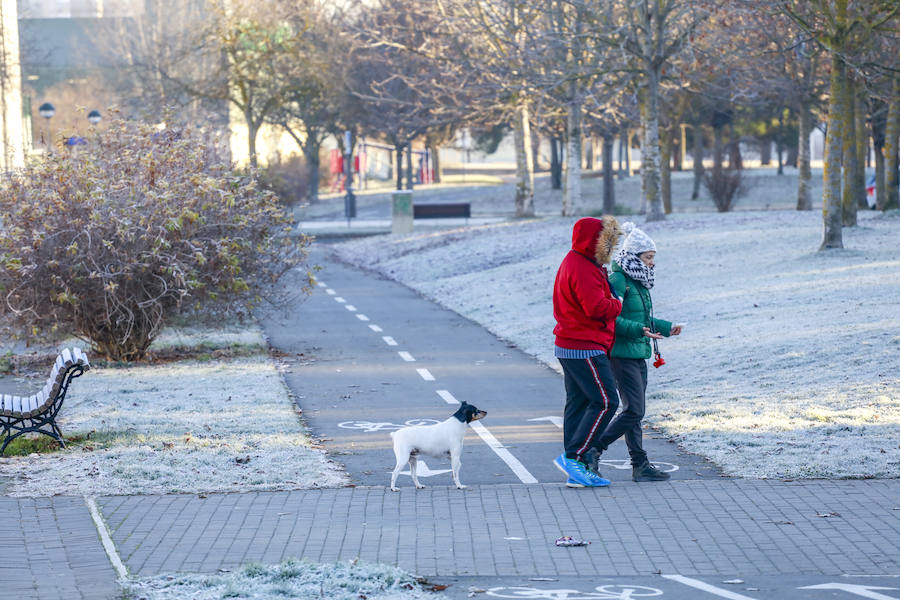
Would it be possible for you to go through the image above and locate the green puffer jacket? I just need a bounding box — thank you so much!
[608,262,672,360]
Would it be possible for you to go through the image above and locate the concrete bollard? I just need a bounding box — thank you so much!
[392,190,413,234]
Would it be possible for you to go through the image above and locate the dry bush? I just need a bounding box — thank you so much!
[703,166,746,212]
[0,116,311,361]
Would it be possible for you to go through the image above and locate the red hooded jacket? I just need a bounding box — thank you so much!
[553,217,622,352]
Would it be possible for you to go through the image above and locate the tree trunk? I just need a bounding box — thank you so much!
[855,85,868,209]
[513,102,535,217]
[429,143,442,184]
[692,122,704,200]
[796,103,813,210]
[563,98,583,216]
[395,144,404,191]
[303,137,321,202]
[531,132,541,172]
[641,69,665,221]
[841,74,857,227]
[550,137,562,190]
[884,77,900,211]
[602,134,615,215]
[661,127,673,214]
[585,135,594,170]
[246,114,259,169]
[760,138,772,166]
[405,142,414,190]
[821,53,845,250]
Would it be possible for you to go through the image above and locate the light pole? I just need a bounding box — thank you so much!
[87,110,101,126]
[343,130,356,226]
[38,102,55,150]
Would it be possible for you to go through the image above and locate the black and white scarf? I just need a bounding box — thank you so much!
[614,250,655,289]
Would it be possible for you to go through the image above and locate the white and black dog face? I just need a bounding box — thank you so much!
[390,401,487,491]
[453,402,488,424]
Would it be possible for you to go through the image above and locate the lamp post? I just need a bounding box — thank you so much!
[343,130,356,226]
[38,102,55,150]
[87,110,101,126]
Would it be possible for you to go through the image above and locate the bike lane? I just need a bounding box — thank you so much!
[261,243,721,489]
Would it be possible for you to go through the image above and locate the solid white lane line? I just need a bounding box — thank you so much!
[84,496,128,579]
[416,368,435,381]
[662,575,759,599]
[436,390,458,405]
[436,390,538,485]
[398,351,415,362]
[383,336,398,346]
[369,324,383,332]
[356,314,370,321]
[326,289,336,295]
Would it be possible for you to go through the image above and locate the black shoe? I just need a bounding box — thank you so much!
[584,448,603,478]
[632,461,671,482]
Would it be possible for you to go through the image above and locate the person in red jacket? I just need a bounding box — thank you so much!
[552,216,623,488]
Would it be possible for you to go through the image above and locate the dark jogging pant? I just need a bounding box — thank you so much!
[595,357,649,467]
[559,355,620,462]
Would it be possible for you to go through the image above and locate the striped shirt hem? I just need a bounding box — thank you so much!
[554,346,606,359]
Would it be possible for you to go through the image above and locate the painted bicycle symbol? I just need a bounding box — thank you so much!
[598,459,679,473]
[486,585,663,599]
[337,419,440,433]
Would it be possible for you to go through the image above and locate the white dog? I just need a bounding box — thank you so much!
[389,402,487,491]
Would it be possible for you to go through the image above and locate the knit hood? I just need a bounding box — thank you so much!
[571,216,621,265]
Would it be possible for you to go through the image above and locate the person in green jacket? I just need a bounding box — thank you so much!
[588,222,682,482]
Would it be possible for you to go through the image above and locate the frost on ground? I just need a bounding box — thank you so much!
[123,558,427,600]
[331,209,900,479]
[0,347,347,497]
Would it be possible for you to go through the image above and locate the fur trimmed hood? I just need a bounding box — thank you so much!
[570,216,622,265]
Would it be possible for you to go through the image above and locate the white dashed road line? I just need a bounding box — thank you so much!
[436,390,537,485]
[327,285,538,486]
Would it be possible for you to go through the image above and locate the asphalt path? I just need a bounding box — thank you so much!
[261,243,722,491]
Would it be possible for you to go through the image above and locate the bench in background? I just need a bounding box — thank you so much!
[0,348,90,455]
[413,202,471,222]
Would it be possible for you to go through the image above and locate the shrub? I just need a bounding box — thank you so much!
[258,153,309,206]
[0,116,312,361]
[703,166,746,212]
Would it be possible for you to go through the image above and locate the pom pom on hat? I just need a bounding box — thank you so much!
[620,222,656,255]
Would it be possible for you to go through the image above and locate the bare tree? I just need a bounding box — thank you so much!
[782,0,900,249]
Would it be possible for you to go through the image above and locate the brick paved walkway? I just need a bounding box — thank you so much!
[3,479,899,599]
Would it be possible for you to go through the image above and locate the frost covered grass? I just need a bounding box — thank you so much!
[331,203,900,480]
[0,325,347,497]
[123,558,427,600]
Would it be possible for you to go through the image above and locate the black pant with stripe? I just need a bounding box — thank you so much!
[559,355,620,462]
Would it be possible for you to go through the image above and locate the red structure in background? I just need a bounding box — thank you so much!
[329,148,368,192]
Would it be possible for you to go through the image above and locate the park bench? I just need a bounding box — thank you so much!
[413,202,471,222]
[0,348,90,455]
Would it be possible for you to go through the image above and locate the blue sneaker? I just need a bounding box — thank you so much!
[553,453,592,487]
[583,469,611,487]
[565,477,585,488]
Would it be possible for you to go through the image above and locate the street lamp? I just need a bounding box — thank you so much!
[87,110,101,126]
[38,102,55,150]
